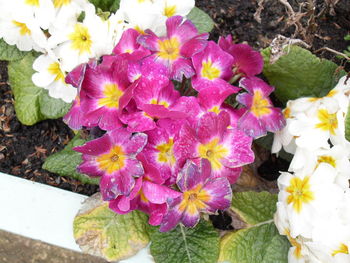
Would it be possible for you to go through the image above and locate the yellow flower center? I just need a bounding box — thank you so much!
[208,106,221,114]
[332,243,349,256]
[317,155,336,168]
[164,5,176,17]
[283,107,291,119]
[156,138,175,165]
[98,83,124,109]
[69,24,92,55]
[285,229,302,259]
[97,145,125,174]
[179,184,210,215]
[251,90,272,117]
[47,62,65,82]
[198,138,229,171]
[201,60,221,80]
[25,0,39,6]
[150,98,169,108]
[53,0,71,8]
[157,37,180,61]
[13,21,31,36]
[286,176,314,213]
[315,109,338,135]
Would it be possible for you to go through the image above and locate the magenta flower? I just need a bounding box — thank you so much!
[218,35,263,78]
[73,128,147,200]
[113,28,149,56]
[138,15,208,81]
[174,111,254,183]
[192,41,239,92]
[236,77,286,138]
[159,159,232,232]
[109,153,181,226]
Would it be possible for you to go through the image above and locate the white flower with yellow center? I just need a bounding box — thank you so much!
[32,54,76,103]
[20,0,55,30]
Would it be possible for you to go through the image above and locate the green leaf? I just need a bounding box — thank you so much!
[150,220,219,263]
[73,193,150,261]
[187,7,214,33]
[218,223,290,263]
[345,103,350,142]
[43,133,99,185]
[231,191,278,226]
[8,52,71,125]
[88,0,120,13]
[0,39,28,61]
[262,46,346,104]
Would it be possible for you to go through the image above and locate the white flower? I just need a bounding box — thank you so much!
[20,0,55,30]
[32,54,77,103]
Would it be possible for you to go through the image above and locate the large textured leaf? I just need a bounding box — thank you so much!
[150,220,219,263]
[218,223,290,263]
[187,7,214,33]
[231,191,278,226]
[74,193,150,261]
[262,46,346,104]
[8,52,71,125]
[88,0,120,12]
[0,39,27,61]
[345,103,350,142]
[43,133,99,185]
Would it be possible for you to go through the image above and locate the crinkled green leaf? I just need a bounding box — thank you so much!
[218,223,290,263]
[88,0,120,12]
[231,191,277,226]
[0,39,28,61]
[187,7,214,33]
[345,103,350,142]
[73,193,150,261]
[43,133,99,185]
[150,220,219,263]
[262,46,346,104]
[8,52,71,125]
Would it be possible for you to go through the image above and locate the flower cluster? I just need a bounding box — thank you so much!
[273,76,350,262]
[63,14,285,232]
[0,0,195,102]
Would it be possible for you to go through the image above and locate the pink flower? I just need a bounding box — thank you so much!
[159,159,232,232]
[113,28,149,56]
[174,111,254,183]
[192,41,239,93]
[73,128,147,200]
[236,77,286,138]
[138,16,208,81]
[218,35,263,78]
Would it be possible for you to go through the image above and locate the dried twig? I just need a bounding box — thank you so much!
[254,0,266,23]
[314,47,350,61]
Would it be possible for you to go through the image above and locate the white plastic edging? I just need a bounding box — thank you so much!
[0,172,153,262]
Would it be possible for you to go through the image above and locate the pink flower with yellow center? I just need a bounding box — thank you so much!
[138,15,208,81]
[74,128,147,200]
[160,159,232,232]
[237,77,286,138]
[174,111,254,183]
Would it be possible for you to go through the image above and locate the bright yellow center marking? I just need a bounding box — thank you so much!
[251,90,272,117]
[315,109,338,135]
[332,243,349,256]
[25,0,39,6]
[53,0,71,8]
[164,5,176,17]
[156,138,175,165]
[208,106,221,114]
[97,145,125,174]
[201,60,221,80]
[134,25,145,35]
[318,155,336,168]
[285,229,302,259]
[150,98,169,108]
[69,24,92,55]
[179,184,211,215]
[283,107,291,119]
[286,176,314,213]
[98,83,123,109]
[47,62,65,82]
[13,21,31,36]
[157,37,180,61]
[198,138,229,171]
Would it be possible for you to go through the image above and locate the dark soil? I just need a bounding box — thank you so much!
[1,0,350,200]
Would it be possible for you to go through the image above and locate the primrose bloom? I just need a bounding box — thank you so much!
[32,54,77,103]
[74,128,147,200]
[160,159,232,232]
[237,77,285,138]
[138,15,208,81]
[20,0,55,30]
[175,111,254,183]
